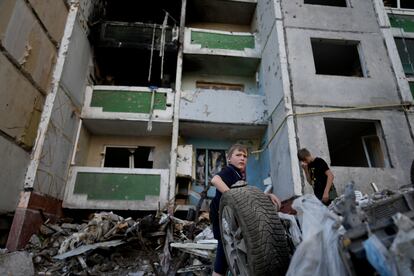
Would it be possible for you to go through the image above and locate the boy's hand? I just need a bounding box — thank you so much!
[322,192,329,203]
[267,193,281,210]
[301,162,308,170]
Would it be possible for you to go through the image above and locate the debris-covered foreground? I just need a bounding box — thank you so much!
[12,211,215,275]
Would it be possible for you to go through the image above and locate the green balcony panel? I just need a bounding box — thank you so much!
[91,90,167,113]
[410,82,414,98]
[191,31,255,51]
[74,172,160,200]
[390,15,414,33]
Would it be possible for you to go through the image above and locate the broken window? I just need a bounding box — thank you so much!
[304,0,347,7]
[394,38,414,76]
[324,119,389,168]
[103,146,154,169]
[311,38,364,77]
[401,0,414,9]
[89,0,181,87]
[195,149,226,186]
[384,0,414,9]
[196,81,244,92]
[383,0,397,7]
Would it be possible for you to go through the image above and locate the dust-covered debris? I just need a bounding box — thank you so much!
[24,211,214,275]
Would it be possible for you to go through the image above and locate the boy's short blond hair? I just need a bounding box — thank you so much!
[228,144,248,159]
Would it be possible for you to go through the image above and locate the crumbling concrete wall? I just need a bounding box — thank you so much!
[0,0,68,212]
[280,0,414,194]
[256,0,301,200]
[180,64,266,124]
[296,108,414,194]
[30,2,95,200]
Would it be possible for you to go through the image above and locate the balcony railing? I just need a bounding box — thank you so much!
[63,166,169,210]
[184,28,260,58]
[83,85,174,120]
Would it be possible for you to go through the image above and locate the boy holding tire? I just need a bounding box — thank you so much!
[210,144,280,276]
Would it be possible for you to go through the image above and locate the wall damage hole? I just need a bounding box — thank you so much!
[304,0,347,7]
[89,0,181,87]
[311,38,364,77]
[324,119,389,168]
[394,38,414,76]
[104,146,154,169]
[196,81,245,92]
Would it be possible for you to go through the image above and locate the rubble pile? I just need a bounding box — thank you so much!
[24,211,215,275]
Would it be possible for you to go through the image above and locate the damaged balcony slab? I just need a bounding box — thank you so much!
[180,89,267,124]
[81,86,174,136]
[63,166,169,210]
[184,28,260,58]
[92,21,179,51]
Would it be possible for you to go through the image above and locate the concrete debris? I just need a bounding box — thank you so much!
[54,240,125,260]
[23,211,214,275]
[0,251,35,276]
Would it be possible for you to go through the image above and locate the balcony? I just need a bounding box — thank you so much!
[389,14,414,34]
[81,85,174,136]
[184,28,260,58]
[63,167,169,210]
[94,21,179,51]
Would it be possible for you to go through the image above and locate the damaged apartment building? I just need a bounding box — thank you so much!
[0,0,413,250]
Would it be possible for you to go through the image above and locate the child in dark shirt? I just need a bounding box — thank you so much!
[297,148,337,205]
[210,144,280,276]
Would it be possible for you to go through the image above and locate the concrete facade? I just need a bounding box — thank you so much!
[255,0,414,199]
[2,0,414,249]
[0,0,68,213]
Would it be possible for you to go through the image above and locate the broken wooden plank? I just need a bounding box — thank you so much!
[53,240,125,260]
[170,242,217,251]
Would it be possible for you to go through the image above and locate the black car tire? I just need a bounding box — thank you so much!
[219,186,291,276]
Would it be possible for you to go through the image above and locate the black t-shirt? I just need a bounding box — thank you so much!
[209,164,244,219]
[308,157,330,200]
